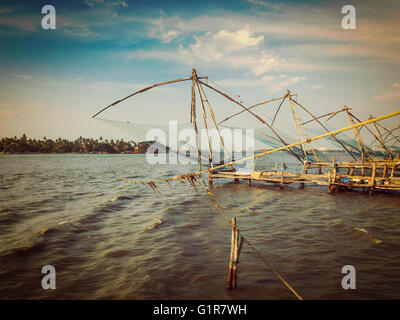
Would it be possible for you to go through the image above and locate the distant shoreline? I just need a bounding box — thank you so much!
[0,135,160,154]
[0,151,149,155]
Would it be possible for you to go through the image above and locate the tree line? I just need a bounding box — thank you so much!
[0,134,152,154]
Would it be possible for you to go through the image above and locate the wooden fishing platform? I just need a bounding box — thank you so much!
[210,156,400,194]
[92,68,400,196]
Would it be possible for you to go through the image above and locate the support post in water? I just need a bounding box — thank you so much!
[370,161,376,196]
[329,157,337,193]
[226,217,243,289]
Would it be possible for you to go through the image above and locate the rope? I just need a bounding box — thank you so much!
[109,165,303,300]
[109,110,400,186]
[201,179,303,300]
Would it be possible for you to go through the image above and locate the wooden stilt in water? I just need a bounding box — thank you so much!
[232,225,239,289]
[226,217,243,289]
[226,217,236,289]
[208,172,213,186]
[280,162,284,189]
[370,162,376,196]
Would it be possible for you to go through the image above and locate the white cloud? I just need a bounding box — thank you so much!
[268,75,305,92]
[215,75,274,88]
[185,28,264,61]
[373,92,400,100]
[310,84,324,90]
[13,74,33,80]
[0,16,38,32]
[261,75,274,82]
[247,0,284,10]
[0,109,14,117]
[148,14,182,43]
[84,0,128,8]
[127,28,283,76]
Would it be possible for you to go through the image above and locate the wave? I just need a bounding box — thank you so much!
[145,217,163,231]
[1,240,45,258]
[103,249,132,258]
[353,228,383,245]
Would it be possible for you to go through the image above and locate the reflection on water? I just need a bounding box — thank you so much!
[0,154,399,299]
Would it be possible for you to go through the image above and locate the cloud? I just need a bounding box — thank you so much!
[268,75,305,92]
[0,7,14,15]
[0,109,14,117]
[128,28,285,75]
[84,0,128,8]
[147,14,182,43]
[373,82,400,100]
[214,75,274,88]
[247,0,284,10]
[373,92,400,100]
[0,16,38,32]
[310,84,324,90]
[184,28,264,61]
[13,74,33,80]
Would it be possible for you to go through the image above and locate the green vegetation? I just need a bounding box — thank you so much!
[0,134,153,154]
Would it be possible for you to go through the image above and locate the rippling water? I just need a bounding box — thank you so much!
[0,154,399,299]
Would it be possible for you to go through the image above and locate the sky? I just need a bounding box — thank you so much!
[0,0,399,141]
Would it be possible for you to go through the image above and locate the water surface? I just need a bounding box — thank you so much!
[0,154,399,299]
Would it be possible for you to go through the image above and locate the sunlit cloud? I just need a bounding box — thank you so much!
[268,75,305,92]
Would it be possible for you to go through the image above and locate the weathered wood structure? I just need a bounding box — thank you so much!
[93,68,400,195]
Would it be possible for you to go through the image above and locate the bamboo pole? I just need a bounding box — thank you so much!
[199,80,304,163]
[299,108,346,126]
[127,109,400,185]
[292,101,357,161]
[377,123,400,145]
[370,162,376,195]
[232,225,239,289]
[344,106,368,158]
[382,125,400,142]
[368,115,390,156]
[93,77,187,118]
[227,217,237,289]
[191,69,202,171]
[218,95,286,126]
[271,93,288,126]
[197,81,233,170]
[194,72,214,170]
[288,93,307,159]
[288,93,320,162]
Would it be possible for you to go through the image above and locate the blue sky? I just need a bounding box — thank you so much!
[0,0,399,140]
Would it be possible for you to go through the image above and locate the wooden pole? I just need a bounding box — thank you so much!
[194,72,214,184]
[271,93,288,126]
[227,217,237,289]
[130,109,400,185]
[329,157,337,193]
[288,92,307,159]
[191,69,203,172]
[292,101,357,161]
[370,162,376,195]
[377,123,400,145]
[344,106,369,159]
[218,95,286,126]
[199,80,304,163]
[232,224,239,289]
[197,81,233,170]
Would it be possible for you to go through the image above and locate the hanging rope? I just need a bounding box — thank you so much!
[109,164,303,300]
